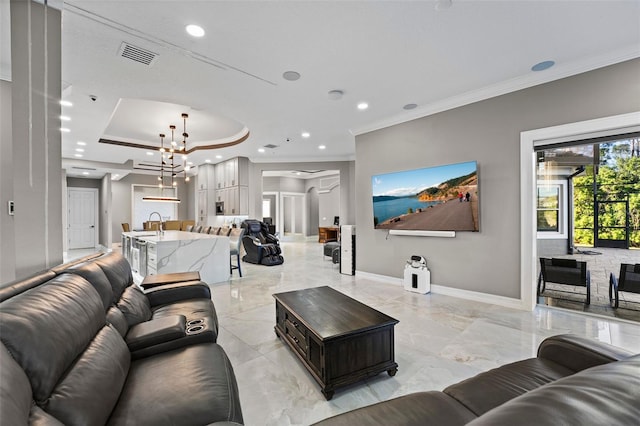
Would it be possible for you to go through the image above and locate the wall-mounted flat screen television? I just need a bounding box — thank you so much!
[372,160,479,232]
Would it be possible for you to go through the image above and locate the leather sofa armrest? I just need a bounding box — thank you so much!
[126,315,186,351]
[537,334,633,372]
[144,281,211,307]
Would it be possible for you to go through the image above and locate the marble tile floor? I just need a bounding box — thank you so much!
[538,246,640,321]
[212,241,640,426]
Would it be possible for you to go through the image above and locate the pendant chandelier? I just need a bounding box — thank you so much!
[142,113,191,203]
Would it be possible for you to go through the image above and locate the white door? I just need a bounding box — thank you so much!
[68,188,97,249]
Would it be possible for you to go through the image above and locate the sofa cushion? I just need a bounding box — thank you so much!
[467,355,640,426]
[107,306,129,337]
[45,325,130,426]
[0,343,32,425]
[117,286,152,326]
[108,343,243,426]
[0,270,56,302]
[94,252,134,302]
[312,391,476,426]
[63,261,114,311]
[0,275,105,404]
[443,358,573,416]
[29,406,65,425]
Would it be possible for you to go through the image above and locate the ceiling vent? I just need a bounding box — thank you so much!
[118,42,158,66]
[71,166,97,171]
[264,144,279,149]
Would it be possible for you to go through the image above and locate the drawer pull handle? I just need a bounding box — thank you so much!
[292,321,299,327]
[292,336,299,343]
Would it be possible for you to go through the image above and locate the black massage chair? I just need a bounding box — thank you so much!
[241,219,284,266]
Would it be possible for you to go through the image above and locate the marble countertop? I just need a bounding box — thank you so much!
[122,230,227,243]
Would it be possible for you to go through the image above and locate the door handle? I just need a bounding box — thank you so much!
[90,225,95,228]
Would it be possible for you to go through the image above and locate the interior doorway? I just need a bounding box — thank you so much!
[68,187,98,249]
[261,169,340,240]
[281,193,305,241]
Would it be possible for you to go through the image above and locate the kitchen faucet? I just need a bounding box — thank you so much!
[148,211,164,236]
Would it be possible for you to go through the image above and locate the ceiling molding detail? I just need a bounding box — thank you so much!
[99,130,250,154]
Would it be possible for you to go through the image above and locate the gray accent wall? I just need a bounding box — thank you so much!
[355,59,640,299]
[0,80,16,283]
[3,0,63,280]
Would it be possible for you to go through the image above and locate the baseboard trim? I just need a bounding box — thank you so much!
[355,270,526,310]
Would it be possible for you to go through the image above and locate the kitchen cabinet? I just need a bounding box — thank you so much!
[213,157,249,215]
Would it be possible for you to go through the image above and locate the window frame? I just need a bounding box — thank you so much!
[536,180,568,240]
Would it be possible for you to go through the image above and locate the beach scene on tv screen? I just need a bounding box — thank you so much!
[372,161,479,232]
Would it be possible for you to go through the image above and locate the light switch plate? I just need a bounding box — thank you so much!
[8,200,14,215]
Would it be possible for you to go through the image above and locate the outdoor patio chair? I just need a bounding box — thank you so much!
[609,263,640,309]
[538,257,591,305]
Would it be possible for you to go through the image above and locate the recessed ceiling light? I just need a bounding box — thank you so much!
[403,103,417,110]
[186,24,205,37]
[82,172,89,176]
[296,172,301,176]
[318,145,326,150]
[60,115,71,121]
[258,148,265,153]
[60,100,73,107]
[205,159,211,163]
[357,102,369,110]
[531,60,555,72]
[60,127,70,132]
[301,132,310,138]
[146,151,154,156]
[215,155,222,159]
[282,71,301,81]
[77,141,86,146]
[187,161,194,165]
[328,90,344,100]
[74,154,83,158]
[75,148,84,152]
[114,174,119,178]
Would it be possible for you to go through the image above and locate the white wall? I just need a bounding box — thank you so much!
[355,59,640,299]
[318,186,340,227]
[110,173,191,240]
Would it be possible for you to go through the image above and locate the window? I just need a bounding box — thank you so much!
[536,181,567,239]
[537,185,560,232]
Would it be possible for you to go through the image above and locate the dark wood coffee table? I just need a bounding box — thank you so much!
[273,286,399,400]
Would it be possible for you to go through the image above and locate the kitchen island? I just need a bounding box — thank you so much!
[122,230,230,284]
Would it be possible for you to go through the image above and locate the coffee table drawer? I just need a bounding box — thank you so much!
[285,319,307,353]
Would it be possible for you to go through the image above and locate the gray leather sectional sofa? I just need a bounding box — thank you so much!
[313,334,639,426]
[0,251,243,425]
